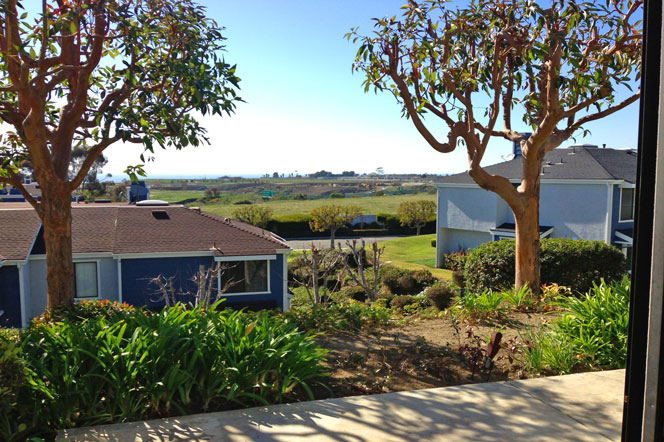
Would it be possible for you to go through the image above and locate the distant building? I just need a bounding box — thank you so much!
[0,179,41,202]
[435,144,636,267]
[0,204,291,328]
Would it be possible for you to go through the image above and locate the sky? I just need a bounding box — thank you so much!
[96,1,640,178]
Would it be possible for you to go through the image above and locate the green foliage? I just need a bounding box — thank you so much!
[391,295,417,311]
[502,285,537,312]
[231,204,274,228]
[452,289,505,321]
[555,277,630,368]
[424,283,455,310]
[31,299,135,326]
[3,303,326,440]
[309,205,362,237]
[340,285,368,302]
[451,270,465,289]
[396,200,436,234]
[431,239,436,247]
[442,250,468,271]
[285,301,391,332]
[464,239,626,294]
[1,0,242,182]
[329,192,344,199]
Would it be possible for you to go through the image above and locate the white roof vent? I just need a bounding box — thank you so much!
[136,199,169,207]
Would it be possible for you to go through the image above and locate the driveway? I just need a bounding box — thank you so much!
[286,236,404,250]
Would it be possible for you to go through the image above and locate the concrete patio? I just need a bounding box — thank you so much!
[58,369,625,441]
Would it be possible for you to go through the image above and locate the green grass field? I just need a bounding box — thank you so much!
[380,234,451,280]
[196,193,437,218]
[150,189,206,202]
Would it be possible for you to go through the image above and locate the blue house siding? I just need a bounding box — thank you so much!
[121,256,216,308]
[611,185,634,244]
[121,255,285,310]
[0,265,22,328]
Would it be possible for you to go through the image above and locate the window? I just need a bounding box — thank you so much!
[219,260,269,294]
[74,262,98,299]
[620,188,635,222]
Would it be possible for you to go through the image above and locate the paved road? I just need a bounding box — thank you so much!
[285,236,404,250]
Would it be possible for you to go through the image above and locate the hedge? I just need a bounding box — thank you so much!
[464,238,626,294]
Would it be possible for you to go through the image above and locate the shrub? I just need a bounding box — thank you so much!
[555,277,630,368]
[285,301,390,332]
[464,238,626,294]
[32,299,135,326]
[396,275,418,294]
[442,250,468,271]
[431,239,436,247]
[380,265,410,293]
[424,283,455,310]
[329,192,344,198]
[342,286,368,302]
[391,295,416,311]
[411,269,437,289]
[6,303,327,440]
[451,270,465,289]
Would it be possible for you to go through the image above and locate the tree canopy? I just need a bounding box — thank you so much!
[347,0,642,290]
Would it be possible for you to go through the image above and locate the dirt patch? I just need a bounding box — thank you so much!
[315,312,561,397]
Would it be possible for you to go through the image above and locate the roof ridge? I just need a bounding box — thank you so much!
[186,207,289,249]
[578,147,617,180]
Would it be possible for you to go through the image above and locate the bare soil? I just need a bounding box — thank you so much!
[314,312,560,397]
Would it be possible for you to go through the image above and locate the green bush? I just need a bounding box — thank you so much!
[391,295,416,311]
[424,283,455,310]
[380,265,410,293]
[396,275,418,295]
[329,192,344,198]
[431,239,436,247]
[411,269,437,289]
[4,303,326,440]
[555,277,630,368]
[341,286,368,302]
[464,238,626,294]
[32,299,135,326]
[452,289,506,321]
[451,270,465,289]
[285,301,390,332]
[442,250,468,271]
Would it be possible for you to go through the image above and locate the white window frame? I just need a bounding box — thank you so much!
[619,187,636,223]
[73,260,101,301]
[217,259,271,297]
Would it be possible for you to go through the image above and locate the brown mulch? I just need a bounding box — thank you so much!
[313,312,561,398]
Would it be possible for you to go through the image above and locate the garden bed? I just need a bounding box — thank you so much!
[314,312,559,397]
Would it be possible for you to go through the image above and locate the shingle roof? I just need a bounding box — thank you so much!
[436,146,637,185]
[0,209,41,260]
[1,205,289,260]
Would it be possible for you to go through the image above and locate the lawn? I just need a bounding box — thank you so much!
[380,234,452,280]
[150,189,205,202]
[197,193,437,218]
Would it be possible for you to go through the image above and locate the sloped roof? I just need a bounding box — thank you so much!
[436,146,637,185]
[1,205,289,261]
[0,209,41,261]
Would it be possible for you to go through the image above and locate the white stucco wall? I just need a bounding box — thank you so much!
[540,183,609,241]
[437,186,499,231]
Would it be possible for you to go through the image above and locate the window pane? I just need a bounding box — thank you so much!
[220,260,269,293]
[621,189,634,221]
[245,261,268,292]
[75,262,98,298]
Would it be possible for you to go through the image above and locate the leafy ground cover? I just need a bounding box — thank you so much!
[0,302,326,441]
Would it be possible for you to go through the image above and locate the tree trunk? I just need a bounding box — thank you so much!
[330,228,337,248]
[416,225,421,236]
[513,202,541,292]
[41,185,75,308]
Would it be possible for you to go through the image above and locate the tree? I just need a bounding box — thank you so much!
[0,0,241,308]
[109,182,128,202]
[339,239,385,302]
[397,200,436,235]
[347,0,641,291]
[291,245,343,305]
[231,205,273,228]
[309,204,362,248]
